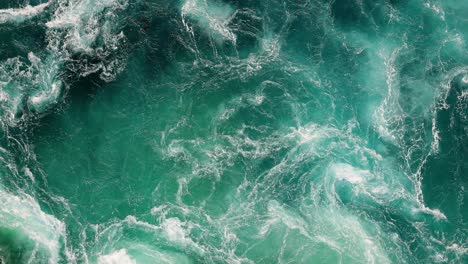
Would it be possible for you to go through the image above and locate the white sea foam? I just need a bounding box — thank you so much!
[28,81,62,112]
[97,249,136,264]
[182,0,237,43]
[286,123,337,145]
[331,163,370,184]
[0,189,66,263]
[372,46,406,144]
[162,218,189,245]
[23,167,35,183]
[462,74,468,84]
[265,200,391,264]
[0,1,50,24]
[0,0,129,124]
[46,0,127,53]
[411,207,447,221]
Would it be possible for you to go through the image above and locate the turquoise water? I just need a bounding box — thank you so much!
[0,0,467,263]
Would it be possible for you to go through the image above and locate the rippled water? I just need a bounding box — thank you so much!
[0,0,466,263]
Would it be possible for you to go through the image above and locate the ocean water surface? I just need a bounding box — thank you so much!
[0,0,467,263]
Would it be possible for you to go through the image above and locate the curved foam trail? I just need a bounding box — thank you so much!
[265,200,391,264]
[182,0,236,43]
[27,54,63,113]
[0,189,66,263]
[28,81,62,113]
[0,1,50,24]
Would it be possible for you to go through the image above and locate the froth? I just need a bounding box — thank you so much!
[97,249,136,264]
[0,189,66,263]
[0,2,50,24]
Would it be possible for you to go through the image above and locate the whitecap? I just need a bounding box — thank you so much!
[0,189,66,263]
[0,1,50,24]
[97,249,136,264]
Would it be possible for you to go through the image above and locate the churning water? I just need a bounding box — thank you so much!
[0,0,466,263]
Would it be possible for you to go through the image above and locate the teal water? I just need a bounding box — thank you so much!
[0,0,467,263]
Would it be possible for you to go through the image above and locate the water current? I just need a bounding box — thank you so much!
[0,0,466,263]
